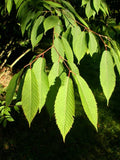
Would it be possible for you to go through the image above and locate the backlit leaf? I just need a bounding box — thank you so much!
[6,69,23,107]
[55,76,75,141]
[31,16,44,49]
[32,58,49,112]
[44,16,59,33]
[48,62,64,87]
[72,27,87,62]
[51,37,64,63]
[88,32,98,56]
[6,0,13,14]
[85,1,95,19]
[75,74,98,130]
[22,69,39,126]
[93,0,101,13]
[62,36,74,62]
[100,51,116,105]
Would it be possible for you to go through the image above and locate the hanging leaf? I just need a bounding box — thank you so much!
[75,74,98,130]
[6,69,23,107]
[48,62,64,87]
[73,31,87,63]
[51,37,64,63]
[22,69,39,126]
[100,51,116,105]
[14,0,24,9]
[62,9,76,28]
[68,62,80,75]
[44,16,59,33]
[6,0,13,14]
[46,77,61,118]
[88,32,98,56]
[111,48,120,75]
[55,76,75,142]
[81,0,89,6]
[32,58,49,112]
[85,1,95,19]
[43,1,63,8]
[93,0,101,13]
[54,19,63,38]
[21,11,36,36]
[31,16,44,49]
[61,0,89,28]
[62,36,74,62]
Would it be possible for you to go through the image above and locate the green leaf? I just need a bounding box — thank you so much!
[55,76,75,142]
[46,77,61,118]
[72,30,87,63]
[43,1,63,8]
[111,48,120,75]
[93,0,101,13]
[31,16,44,49]
[81,0,89,6]
[100,1,109,15]
[85,1,95,19]
[32,58,49,112]
[21,11,35,36]
[62,37,74,62]
[54,19,63,38]
[68,62,80,75]
[22,69,39,126]
[14,0,24,9]
[88,32,98,56]
[44,16,59,33]
[61,0,89,28]
[51,37,64,63]
[6,70,23,107]
[75,74,98,130]
[48,62,64,87]
[6,0,13,14]
[100,51,116,105]
[62,9,77,28]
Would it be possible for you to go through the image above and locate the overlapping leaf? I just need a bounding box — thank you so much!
[100,51,116,105]
[22,69,39,126]
[32,58,49,112]
[55,76,75,141]
[6,69,23,107]
[72,27,87,62]
[62,37,74,62]
[88,32,98,56]
[31,16,44,49]
[93,0,101,13]
[75,74,98,130]
[44,16,59,33]
[48,62,64,87]
[51,37,64,63]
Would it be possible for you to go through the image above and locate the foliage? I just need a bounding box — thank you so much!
[1,0,120,141]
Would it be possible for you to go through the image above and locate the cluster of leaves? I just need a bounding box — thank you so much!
[3,0,120,141]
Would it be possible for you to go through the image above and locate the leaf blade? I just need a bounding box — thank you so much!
[22,69,39,126]
[55,77,75,141]
[100,51,116,105]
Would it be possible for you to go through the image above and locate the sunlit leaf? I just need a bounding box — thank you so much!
[75,74,98,130]
[31,16,44,49]
[62,36,74,62]
[51,37,64,63]
[88,32,98,56]
[55,76,75,141]
[44,16,59,33]
[32,58,49,112]
[93,0,101,13]
[100,51,116,105]
[22,69,39,126]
